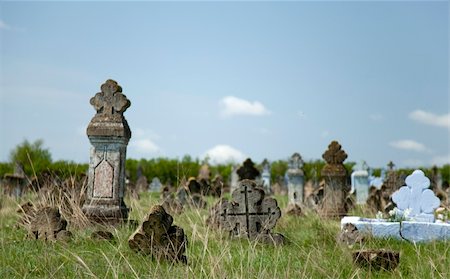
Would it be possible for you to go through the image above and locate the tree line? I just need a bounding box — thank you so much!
[1,139,448,186]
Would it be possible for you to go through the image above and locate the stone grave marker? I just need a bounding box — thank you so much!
[28,207,72,241]
[208,179,284,245]
[128,205,187,263]
[351,161,369,205]
[3,162,27,197]
[82,79,131,224]
[149,177,162,192]
[135,175,148,194]
[260,159,271,194]
[286,153,305,215]
[392,170,441,222]
[237,158,260,181]
[230,165,239,193]
[319,141,349,218]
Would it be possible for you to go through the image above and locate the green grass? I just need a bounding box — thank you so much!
[1,193,449,278]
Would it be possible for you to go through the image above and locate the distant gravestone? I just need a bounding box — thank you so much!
[149,177,162,192]
[198,163,211,181]
[3,162,27,197]
[261,159,271,194]
[128,205,187,263]
[237,158,260,181]
[351,162,369,205]
[208,179,284,245]
[286,153,305,205]
[135,176,148,194]
[82,79,131,224]
[29,207,71,241]
[392,170,441,222]
[320,141,349,218]
[230,165,239,193]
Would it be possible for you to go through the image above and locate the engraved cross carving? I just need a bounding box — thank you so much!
[219,180,280,238]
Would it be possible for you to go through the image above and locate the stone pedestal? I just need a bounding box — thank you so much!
[261,159,271,194]
[319,141,348,218]
[286,153,304,207]
[82,79,131,225]
[351,162,369,205]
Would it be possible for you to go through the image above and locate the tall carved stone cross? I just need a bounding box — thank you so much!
[90,79,130,116]
[219,179,281,238]
[322,141,347,165]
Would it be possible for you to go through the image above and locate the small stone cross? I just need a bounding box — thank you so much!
[90,79,130,116]
[387,161,395,171]
[392,170,440,222]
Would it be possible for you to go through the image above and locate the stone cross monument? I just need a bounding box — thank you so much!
[287,153,305,205]
[82,79,131,224]
[319,141,348,218]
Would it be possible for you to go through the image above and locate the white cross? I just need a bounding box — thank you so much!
[392,170,440,222]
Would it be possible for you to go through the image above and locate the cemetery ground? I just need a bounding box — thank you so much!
[1,192,448,279]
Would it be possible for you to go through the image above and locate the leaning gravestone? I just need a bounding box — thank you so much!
[319,141,349,218]
[82,79,131,225]
[286,153,305,215]
[128,205,187,263]
[208,179,284,245]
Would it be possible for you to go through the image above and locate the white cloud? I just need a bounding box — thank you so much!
[129,128,161,154]
[203,145,246,165]
[0,20,11,30]
[389,139,427,152]
[219,96,270,118]
[131,139,160,154]
[409,110,450,129]
[430,154,450,166]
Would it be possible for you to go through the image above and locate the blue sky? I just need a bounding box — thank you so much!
[0,1,449,168]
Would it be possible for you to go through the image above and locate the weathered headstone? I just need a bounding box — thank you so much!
[129,205,187,263]
[82,79,131,224]
[149,177,162,192]
[28,207,71,241]
[3,162,27,197]
[135,175,148,194]
[208,179,284,245]
[351,162,370,205]
[237,158,260,181]
[319,141,349,218]
[260,159,271,194]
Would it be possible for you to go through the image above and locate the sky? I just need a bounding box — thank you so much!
[0,0,449,168]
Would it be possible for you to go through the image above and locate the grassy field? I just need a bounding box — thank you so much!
[0,192,449,279]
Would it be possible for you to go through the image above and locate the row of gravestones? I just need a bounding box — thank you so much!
[15,79,448,266]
